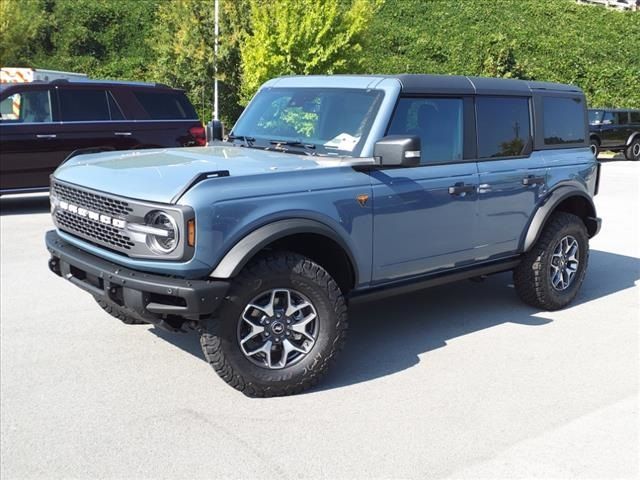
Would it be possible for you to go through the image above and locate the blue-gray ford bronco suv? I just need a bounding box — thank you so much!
[46,74,601,397]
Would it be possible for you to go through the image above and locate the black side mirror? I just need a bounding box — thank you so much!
[374,135,421,167]
[206,119,224,143]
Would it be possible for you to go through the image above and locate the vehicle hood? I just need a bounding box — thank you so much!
[54,145,343,204]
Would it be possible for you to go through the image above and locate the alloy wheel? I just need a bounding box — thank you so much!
[549,235,580,291]
[237,288,319,369]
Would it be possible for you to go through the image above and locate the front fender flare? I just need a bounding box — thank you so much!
[209,218,358,281]
[521,186,597,252]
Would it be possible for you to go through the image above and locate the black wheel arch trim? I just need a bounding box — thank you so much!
[627,132,640,146]
[521,185,599,252]
[209,218,359,283]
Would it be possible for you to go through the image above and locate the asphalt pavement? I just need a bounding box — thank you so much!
[1,160,638,479]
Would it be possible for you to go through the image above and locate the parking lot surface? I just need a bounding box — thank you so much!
[1,161,638,479]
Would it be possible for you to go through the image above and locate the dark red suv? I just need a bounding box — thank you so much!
[0,79,205,194]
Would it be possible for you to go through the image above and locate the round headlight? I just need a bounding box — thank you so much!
[145,210,179,254]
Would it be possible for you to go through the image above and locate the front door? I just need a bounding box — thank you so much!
[0,86,66,191]
[371,97,479,283]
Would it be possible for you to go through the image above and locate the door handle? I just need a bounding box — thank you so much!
[114,132,132,136]
[36,134,57,139]
[448,182,476,196]
[522,175,545,186]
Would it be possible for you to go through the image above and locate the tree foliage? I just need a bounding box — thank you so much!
[1,0,638,123]
[149,0,250,125]
[240,0,381,102]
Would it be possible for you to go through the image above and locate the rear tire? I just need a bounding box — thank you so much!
[513,212,589,311]
[200,251,348,397]
[624,137,640,161]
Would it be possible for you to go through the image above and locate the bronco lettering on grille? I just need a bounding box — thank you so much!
[58,200,126,229]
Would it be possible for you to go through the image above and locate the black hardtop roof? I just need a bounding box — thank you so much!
[387,74,583,96]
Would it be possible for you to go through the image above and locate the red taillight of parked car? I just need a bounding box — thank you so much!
[188,125,206,146]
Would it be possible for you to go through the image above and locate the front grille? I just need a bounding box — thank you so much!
[52,181,133,217]
[55,209,135,250]
[50,179,191,261]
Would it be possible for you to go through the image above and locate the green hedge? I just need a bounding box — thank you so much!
[361,0,640,108]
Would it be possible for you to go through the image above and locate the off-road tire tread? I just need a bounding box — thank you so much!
[95,298,148,325]
[513,212,588,311]
[200,252,347,397]
[625,138,640,161]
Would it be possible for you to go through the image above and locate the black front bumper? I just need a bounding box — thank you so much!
[46,230,229,330]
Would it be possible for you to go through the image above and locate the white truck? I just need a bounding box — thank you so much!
[0,67,88,84]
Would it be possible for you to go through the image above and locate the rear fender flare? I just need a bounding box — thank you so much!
[626,132,640,146]
[521,186,597,252]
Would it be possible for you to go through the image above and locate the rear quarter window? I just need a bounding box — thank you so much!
[630,111,640,124]
[543,97,585,145]
[133,90,197,120]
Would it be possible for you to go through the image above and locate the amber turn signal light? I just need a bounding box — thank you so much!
[187,219,196,247]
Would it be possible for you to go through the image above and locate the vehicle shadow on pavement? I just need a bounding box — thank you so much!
[0,194,50,216]
[149,249,639,392]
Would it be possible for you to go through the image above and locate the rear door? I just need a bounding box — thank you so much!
[123,88,202,147]
[600,111,629,148]
[0,85,64,191]
[55,86,135,156]
[475,95,544,259]
[371,96,480,282]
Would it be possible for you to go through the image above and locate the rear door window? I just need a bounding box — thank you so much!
[132,90,197,120]
[630,111,640,124]
[614,111,629,125]
[387,97,464,164]
[476,96,531,158]
[542,96,585,145]
[59,89,110,121]
[0,90,52,123]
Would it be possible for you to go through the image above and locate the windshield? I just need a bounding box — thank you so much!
[231,87,384,156]
[588,109,605,125]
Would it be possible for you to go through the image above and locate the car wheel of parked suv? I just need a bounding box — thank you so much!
[513,212,589,311]
[590,139,599,158]
[95,298,149,325]
[625,138,640,161]
[200,252,348,397]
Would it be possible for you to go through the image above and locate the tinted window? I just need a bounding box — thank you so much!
[543,97,585,145]
[0,90,52,123]
[477,96,531,158]
[614,111,629,125]
[387,97,463,164]
[630,111,640,124]
[59,89,110,121]
[133,90,197,120]
[602,111,615,125]
[107,92,125,120]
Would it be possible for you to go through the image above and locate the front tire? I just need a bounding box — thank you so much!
[200,252,348,397]
[590,138,600,158]
[513,212,589,311]
[624,137,640,161]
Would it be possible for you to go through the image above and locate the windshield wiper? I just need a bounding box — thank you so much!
[269,139,317,156]
[227,133,256,147]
